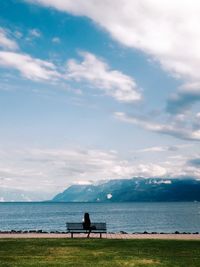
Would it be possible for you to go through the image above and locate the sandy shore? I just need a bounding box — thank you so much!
[0,233,200,240]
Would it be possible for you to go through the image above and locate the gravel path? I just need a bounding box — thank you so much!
[0,233,200,240]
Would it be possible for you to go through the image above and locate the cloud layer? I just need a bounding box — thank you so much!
[114,112,200,141]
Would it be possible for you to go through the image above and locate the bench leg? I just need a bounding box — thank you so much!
[100,233,102,239]
[71,233,73,238]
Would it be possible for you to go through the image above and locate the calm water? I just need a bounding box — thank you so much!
[0,202,200,233]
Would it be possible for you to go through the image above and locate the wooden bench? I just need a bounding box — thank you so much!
[66,222,107,238]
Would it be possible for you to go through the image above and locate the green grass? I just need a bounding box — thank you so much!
[0,238,200,267]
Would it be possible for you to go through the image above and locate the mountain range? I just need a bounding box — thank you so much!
[52,177,200,202]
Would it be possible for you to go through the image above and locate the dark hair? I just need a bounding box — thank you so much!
[84,213,90,224]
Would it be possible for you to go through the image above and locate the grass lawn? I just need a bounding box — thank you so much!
[0,238,200,267]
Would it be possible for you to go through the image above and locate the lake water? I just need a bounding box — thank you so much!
[0,202,200,233]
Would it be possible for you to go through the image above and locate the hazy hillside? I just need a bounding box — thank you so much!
[0,188,53,202]
[52,178,200,202]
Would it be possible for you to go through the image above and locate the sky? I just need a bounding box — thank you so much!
[0,0,200,199]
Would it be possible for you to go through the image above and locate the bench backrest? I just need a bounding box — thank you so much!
[67,222,107,232]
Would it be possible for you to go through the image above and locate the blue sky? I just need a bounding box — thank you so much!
[0,0,200,199]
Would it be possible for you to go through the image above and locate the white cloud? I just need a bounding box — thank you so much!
[135,164,167,177]
[138,146,169,153]
[66,51,141,102]
[0,28,18,50]
[114,112,200,141]
[52,37,60,43]
[0,51,60,81]
[29,28,41,38]
[0,48,141,104]
[137,145,185,153]
[27,0,200,86]
[0,28,59,82]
